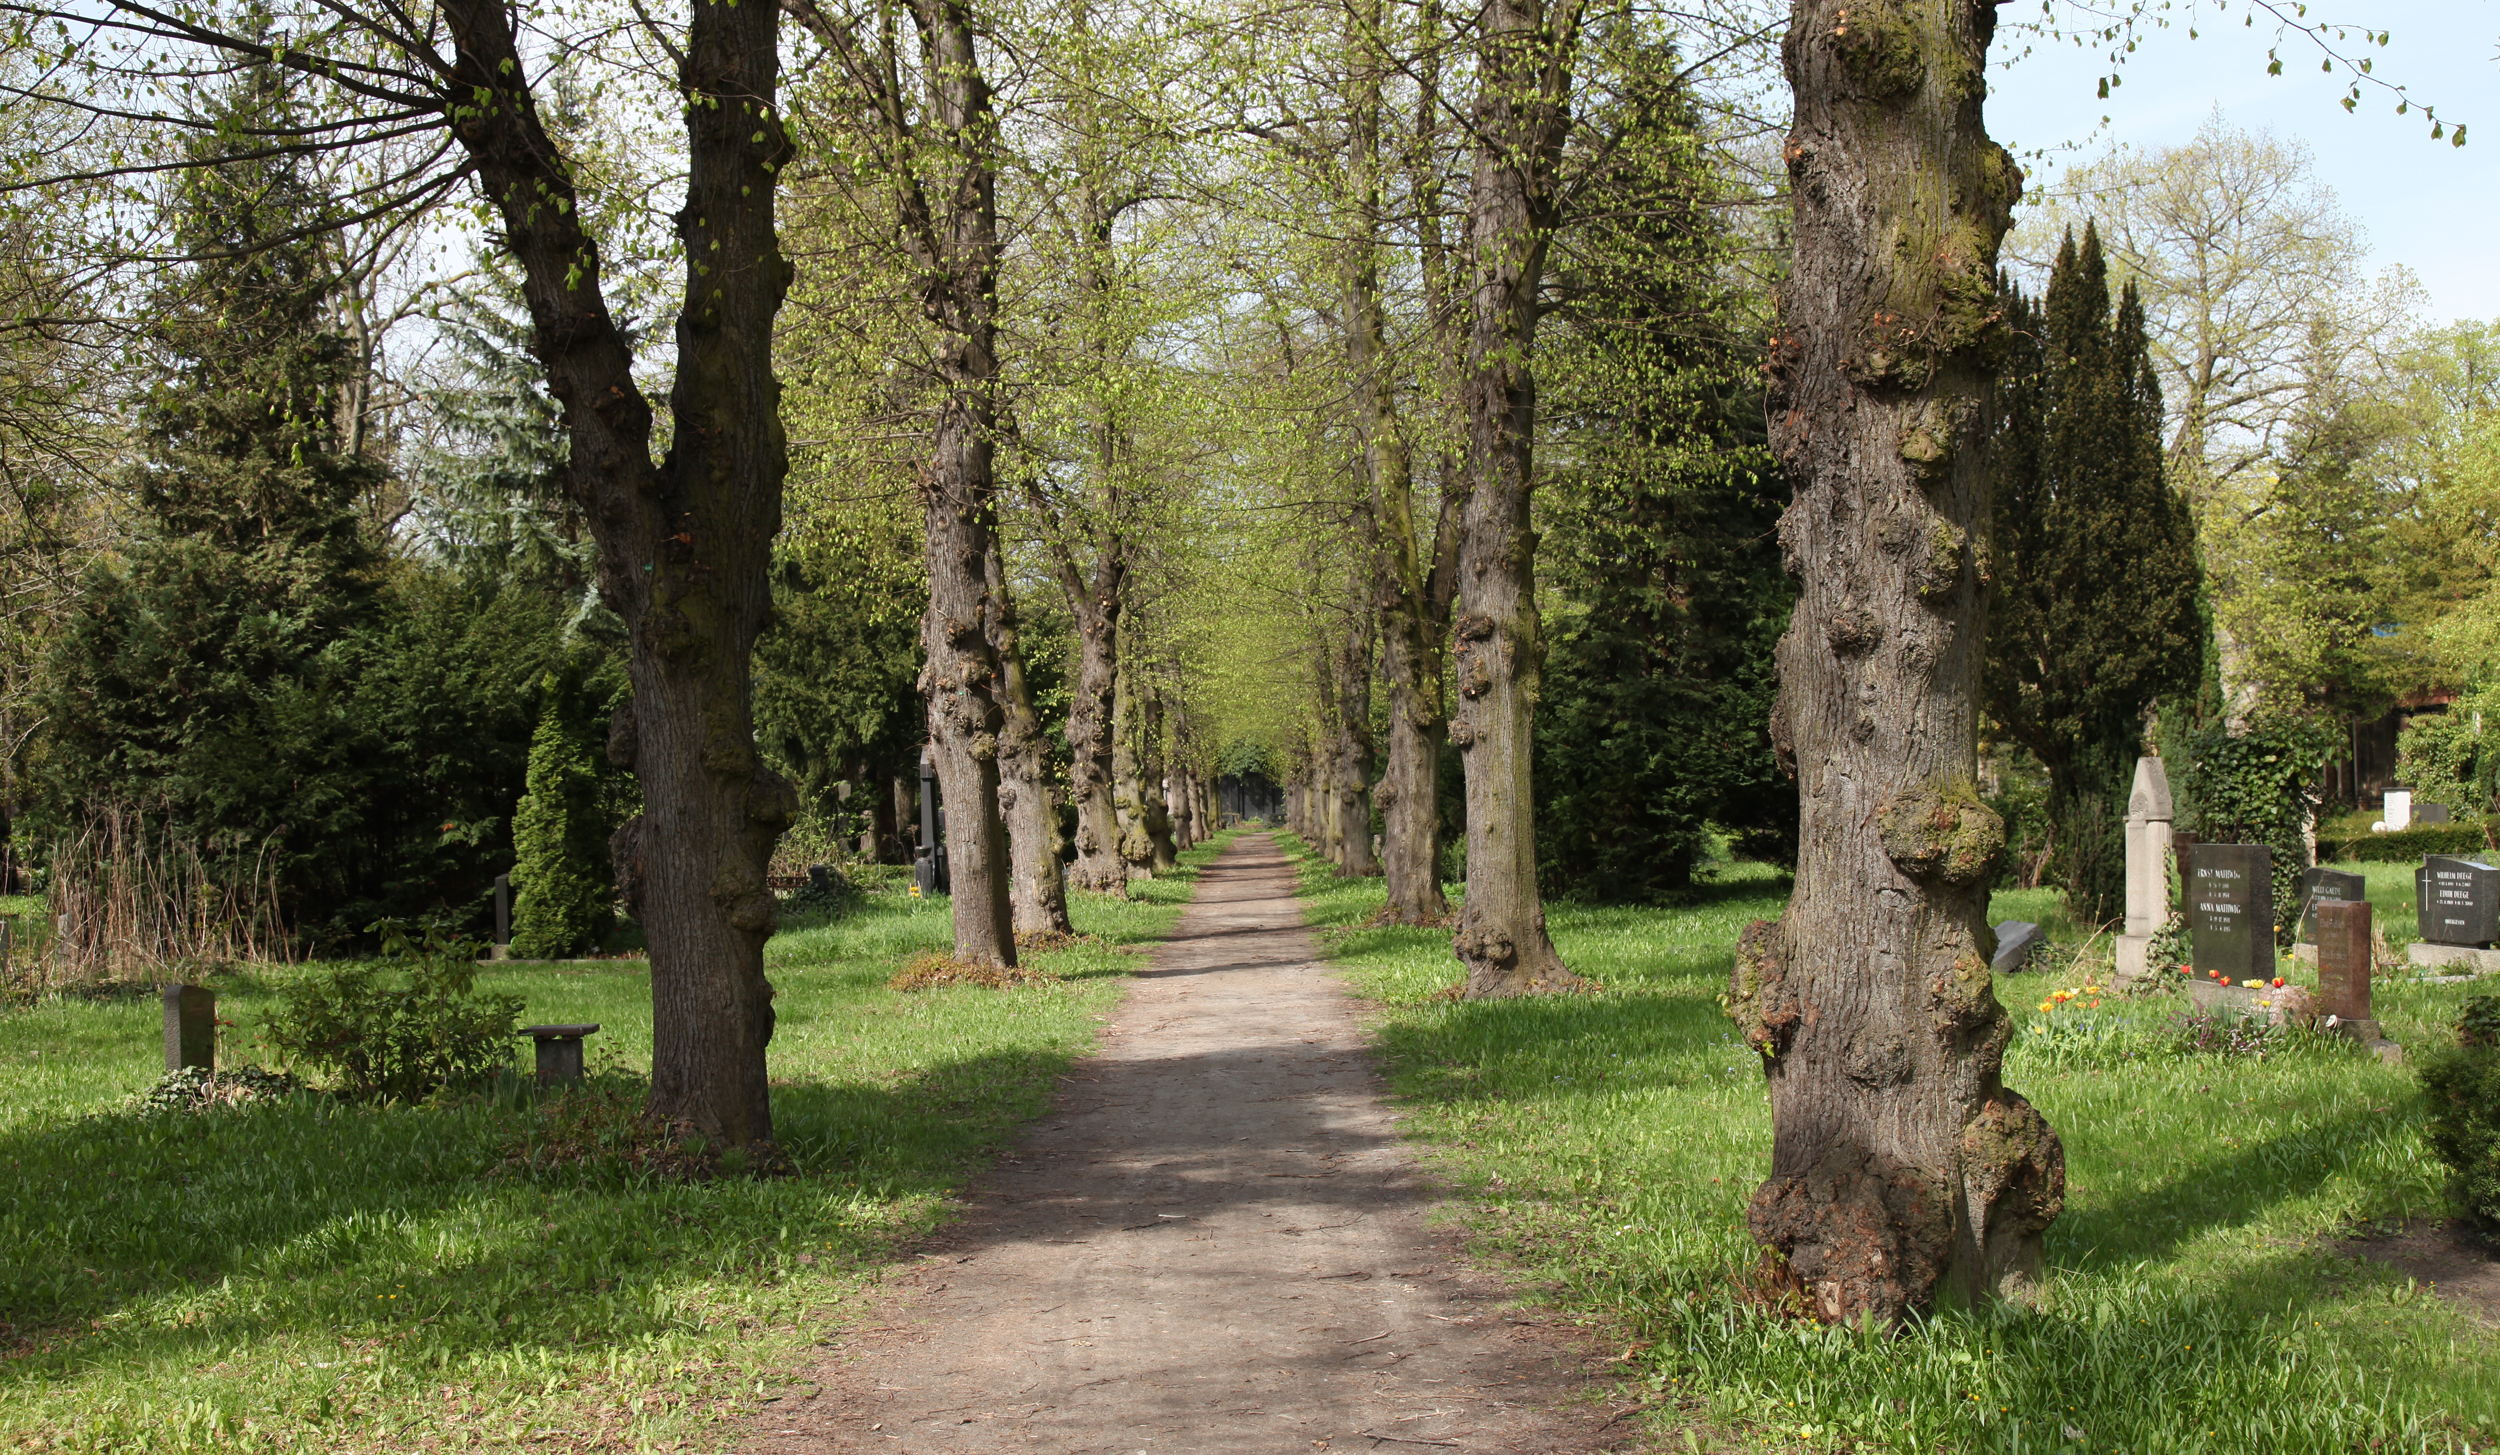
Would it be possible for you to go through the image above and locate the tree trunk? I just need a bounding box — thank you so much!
[1333,585,1379,879]
[442,0,793,1144]
[1728,0,2063,1323]
[1343,0,1446,919]
[1111,623,1155,879]
[1060,585,1128,891]
[1142,677,1179,873]
[991,572,1074,938]
[1449,0,1582,999]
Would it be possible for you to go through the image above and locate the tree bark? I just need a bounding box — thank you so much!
[1728,0,2063,1323]
[1111,619,1156,879]
[442,0,794,1144]
[1449,0,1583,998]
[1049,545,1128,892]
[1332,575,1379,879]
[784,0,1018,968]
[990,569,1074,938]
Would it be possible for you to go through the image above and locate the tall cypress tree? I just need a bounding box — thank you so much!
[1985,225,2204,925]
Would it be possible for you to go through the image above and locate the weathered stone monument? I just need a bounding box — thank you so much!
[2417,802,2454,825]
[2189,843,2271,984]
[2114,756,2174,982]
[1991,921,2042,974]
[162,983,215,1072]
[2315,900,2402,1062]
[2410,854,2500,973]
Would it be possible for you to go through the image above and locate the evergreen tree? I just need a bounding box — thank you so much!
[510,668,614,958]
[42,55,386,922]
[1530,53,1795,900]
[1985,225,2205,925]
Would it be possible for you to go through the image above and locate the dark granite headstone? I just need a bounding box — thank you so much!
[162,983,215,1072]
[2417,802,2454,825]
[493,873,511,950]
[2190,843,2272,983]
[1991,921,2043,974]
[2417,855,2500,947]
[2299,867,2367,942]
[2315,900,2373,1022]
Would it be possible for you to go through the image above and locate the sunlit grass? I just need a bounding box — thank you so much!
[0,833,1235,1453]
[1284,834,2498,1454]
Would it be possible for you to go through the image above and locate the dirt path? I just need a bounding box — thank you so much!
[747,834,1639,1455]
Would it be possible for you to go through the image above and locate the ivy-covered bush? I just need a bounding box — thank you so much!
[2419,994,2500,1231]
[2396,706,2495,819]
[262,933,521,1099]
[2174,716,2342,945]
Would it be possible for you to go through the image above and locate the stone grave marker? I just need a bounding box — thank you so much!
[2314,900,2373,1022]
[2115,756,2174,981]
[2189,843,2272,984]
[1991,921,2042,974]
[163,983,214,1072]
[2298,866,2366,943]
[2417,802,2454,825]
[2417,855,2499,946]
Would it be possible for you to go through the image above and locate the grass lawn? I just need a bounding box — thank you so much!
[0,832,1236,1453]
[1282,835,2498,1454]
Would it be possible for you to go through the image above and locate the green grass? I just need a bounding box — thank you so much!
[1282,835,2498,1454]
[0,833,1236,1453]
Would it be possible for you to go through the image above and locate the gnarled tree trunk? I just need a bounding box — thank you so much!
[1141,676,1179,873]
[1057,569,1128,891]
[1727,0,2063,1324]
[991,572,1073,938]
[1449,0,1583,999]
[444,0,793,1144]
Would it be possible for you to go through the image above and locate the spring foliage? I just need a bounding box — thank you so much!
[510,670,615,959]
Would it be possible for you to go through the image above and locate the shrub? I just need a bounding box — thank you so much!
[131,1064,303,1113]
[2421,1056,2500,1231]
[2318,818,2498,864]
[262,933,521,1099]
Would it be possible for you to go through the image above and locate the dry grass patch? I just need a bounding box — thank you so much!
[888,951,1066,992]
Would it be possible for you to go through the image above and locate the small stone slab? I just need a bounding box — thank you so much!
[1991,921,2043,974]
[2407,941,2500,975]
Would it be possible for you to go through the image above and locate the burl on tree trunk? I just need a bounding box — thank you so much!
[1729,0,2063,1322]
[443,0,793,1145]
[1449,0,1583,999]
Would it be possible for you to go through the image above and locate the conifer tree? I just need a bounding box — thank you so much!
[45,54,383,919]
[510,670,614,959]
[1985,225,2204,925]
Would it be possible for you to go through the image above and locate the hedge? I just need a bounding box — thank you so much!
[2319,818,2499,864]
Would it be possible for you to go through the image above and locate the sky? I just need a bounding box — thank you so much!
[1985,0,2500,322]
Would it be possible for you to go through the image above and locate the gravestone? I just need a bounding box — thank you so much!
[914,749,942,897]
[2383,788,2414,831]
[2189,843,2272,984]
[162,983,215,1072]
[2114,757,2175,981]
[2417,855,2500,946]
[491,873,512,961]
[2418,802,2455,825]
[2314,900,2373,1022]
[1991,921,2043,974]
[2298,867,2366,943]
